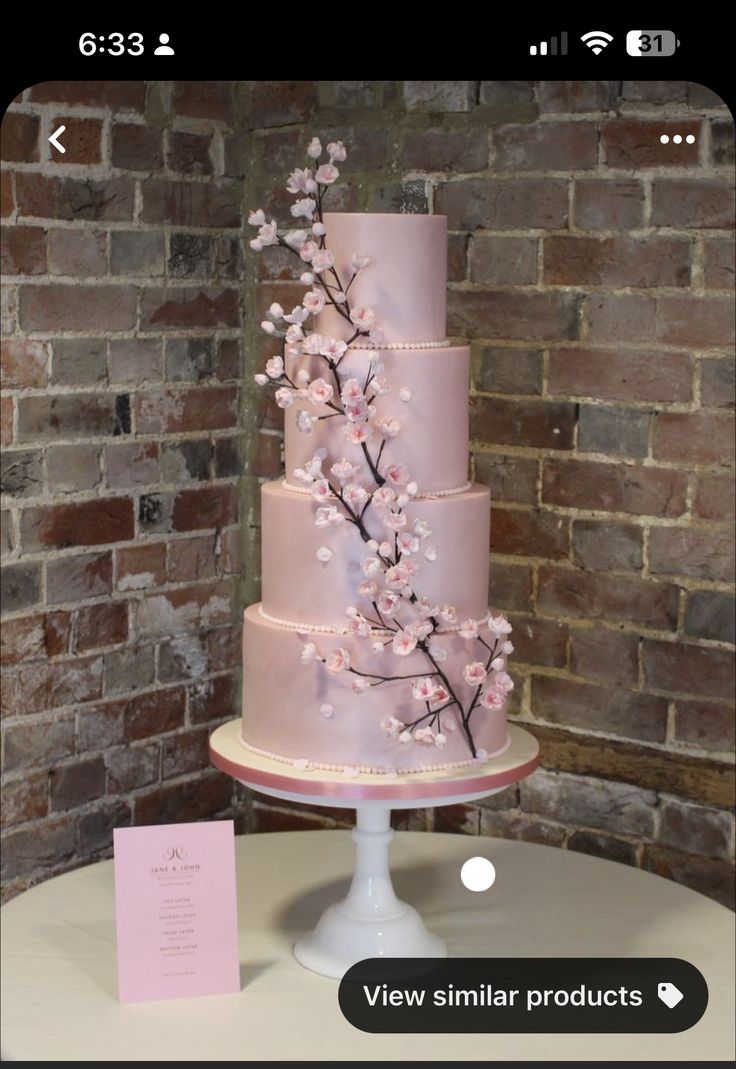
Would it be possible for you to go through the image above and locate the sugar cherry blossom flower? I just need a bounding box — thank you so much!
[344,483,368,509]
[488,614,513,638]
[283,306,309,325]
[383,463,410,487]
[300,271,314,285]
[494,671,514,692]
[300,240,318,262]
[312,221,326,237]
[307,378,334,405]
[344,422,371,444]
[316,546,333,563]
[261,321,276,335]
[303,290,326,315]
[373,375,391,394]
[285,324,304,344]
[333,290,347,304]
[315,163,339,185]
[320,338,347,360]
[381,715,404,738]
[268,302,284,320]
[383,509,407,531]
[320,702,334,718]
[372,486,396,509]
[463,662,487,686]
[312,249,335,273]
[352,677,370,694]
[411,677,437,701]
[314,505,344,528]
[302,332,326,355]
[379,541,393,557]
[307,137,322,159]
[296,369,310,385]
[304,451,326,477]
[418,596,438,616]
[296,411,316,434]
[310,479,331,502]
[326,648,350,673]
[424,547,438,562]
[283,229,308,249]
[331,458,359,483]
[358,579,378,597]
[480,688,506,710]
[286,168,314,194]
[350,306,376,330]
[392,632,417,656]
[398,532,419,555]
[258,220,278,246]
[377,590,400,616]
[254,373,268,386]
[328,141,347,162]
[300,642,318,664]
[249,237,264,251]
[406,620,432,641]
[414,520,432,540]
[435,733,447,749]
[458,619,479,640]
[398,386,412,403]
[385,563,411,589]
[373,417,402,438]
[248,209,266,227]
[490,657,504,672]
[351,252,370,270]
[340,378,363,403]
[501,640,514,655]
[414,727,435,746]
[438,604,458,626]
[428,642,448,663]
[398,730,412,743]
[274,387,294,409]
[265,356,284,378]
[362,556,383,578]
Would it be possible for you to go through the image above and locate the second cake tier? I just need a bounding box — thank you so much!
[260,480,491,630]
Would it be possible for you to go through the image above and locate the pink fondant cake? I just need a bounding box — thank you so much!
[244,155,514,776]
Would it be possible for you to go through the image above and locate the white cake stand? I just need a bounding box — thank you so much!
[210,720,539,979]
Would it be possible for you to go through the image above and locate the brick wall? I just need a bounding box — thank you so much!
[2,81,734,908]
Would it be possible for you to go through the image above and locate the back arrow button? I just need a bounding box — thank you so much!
[49,126,66,153]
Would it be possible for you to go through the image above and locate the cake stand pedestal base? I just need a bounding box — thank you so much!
[210,720,539,979]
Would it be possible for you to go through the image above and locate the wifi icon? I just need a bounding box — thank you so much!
[581,30,614,54]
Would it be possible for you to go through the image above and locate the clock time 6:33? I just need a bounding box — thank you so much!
[79,33,144,55]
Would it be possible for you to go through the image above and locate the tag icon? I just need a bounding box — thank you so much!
[658,982,684,1009]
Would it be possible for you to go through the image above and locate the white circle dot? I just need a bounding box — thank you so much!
[660,134,670,144]
[686,134,696,144]
[460,856,496,892]
[673,134,683,145]
[160,33,170,43]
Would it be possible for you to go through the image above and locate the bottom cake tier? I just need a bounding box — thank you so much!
[241,604,510,775]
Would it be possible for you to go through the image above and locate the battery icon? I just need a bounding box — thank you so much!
[626,30,680,56]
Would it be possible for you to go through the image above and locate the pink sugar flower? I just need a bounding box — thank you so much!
[491,656,505,671]
[315,163,339,185]
[344,422,371,444]
[340,378,364,404]
[316,546,333,563]
[351,252,370,270]
[385,563,410,589]
[328,141,347,162]
[383,463,410,486]
[283,229,308,249]
[406,620,432,641]
[286,168,314,194]
[398,730,412,744]
[377,590,399,616]
[480,688,506,710]
[373,417,402,438]
[315,505,344,528]
[290,195,316,219]
[344,399,370,422]
[350,305,376,330]
[493,671,514,692]
[254,374,267,386]
[358,579,378,597]
[302,332,326,355]
[383,509,407,531]
[411,677,437,702]
[274,387,294,409]
[488,613,513,638]
[352,677,370,694]
[320,338,348,360]
[303,290,326,314]
[458,619,479,640]
[362,556,383,578]
[371,486,395,509]
[433,684,450,702]
[325,648,350,673]
[414,727,435,746]
[283,306,309,325]
[296,411,316,434]
[381,715,404,738]
[257,220,278,246]
[501,640,514,655]
[312,249,335,273]
[344,483,369,509]
[331,458,359,483]
[300,642,317,664]
[435,733,447,749]
[439,604,458,625]
[265,356,284,379]
[307,137,322,159]
[300,240,318,262]
[392,632,417,656]
[463,662,487,686]
[398,532,419,555]
[307,378,334,405]
[310,479,332,501]
[248,209,266,227]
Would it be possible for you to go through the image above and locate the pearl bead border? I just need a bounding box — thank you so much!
[238,730,512,777]
[347,339,450,351]
[256,605,490,636]
[282,479,473,499]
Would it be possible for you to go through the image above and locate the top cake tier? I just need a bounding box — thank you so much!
[316,213,447,344]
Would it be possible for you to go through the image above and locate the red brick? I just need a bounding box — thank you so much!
[17,393,120,441]
[50,116,102,164]
[46,550,112,603]
[50,757,106,812]
[162,728,210,778]
[2,716,75,772]
[651,180,735,229]
[675,701,735,753]
[190,673,237,724]
[76,602,129,652]
[111,123,163,170]
[542,459,687,518]
[449,289,580,342]
[538,565,679,630]
[217,339,241,380]
[19,285,137,332]
[0,611,71,665]
[135,772,232,825]
[643,640,734,700]
[491,507,569,559]
[207,626,240,672]
[167,535,218,582]
[470,236,537,285]
[0,111,39,162]
[532,675,667,743]
[704,239,735,289]
[548,348,692,404]
[15,655,104,714]
[1,397,13,446]
[77,700,127,751]
[47,228,106,276]
[140,179,240,228]
[694,474,735,521]
[701,358,735,409]
[586,294,656,343]
[659,798,732,860]
[135,386,237,433]
[538,81,616,113]
[570,627,639,687]
[402,128,489,172]
[29,81,146,110]
[435,178,569,230]
[171,486,236,532]
[253,431,281,477]
[656,296,734,349]
[20,498,135,552]
[490,561,532,612]
[649,527,734,582]
[602,120,701,167]
[167,130,212,175]
[15,173,134,222]
[652,412,735,465]
[544,235,691,288]
[642,845,734,910]
[250,81,315,127]
[1,772,48,827]
[1,225,46,275]
[495,121,598,171]
[574,179,644,230]
[572,521,643,572]
[105,441,159,487]
[172,82,233,123]
[470,397,575,449]
[140,287,239,329]
[124,687,186,741]
[474,453,538,505]
[137,581,233,636]
[1,340,49,388]
[1,171,14,217]
[116,543,167,592]
[507,615,568,668]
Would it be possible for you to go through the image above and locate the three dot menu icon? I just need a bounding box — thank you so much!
[529,32,568,56]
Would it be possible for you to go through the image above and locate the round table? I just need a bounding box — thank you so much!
[1,831,734,1062]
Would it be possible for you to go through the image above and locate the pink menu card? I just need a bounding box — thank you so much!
[113,820,240,1003]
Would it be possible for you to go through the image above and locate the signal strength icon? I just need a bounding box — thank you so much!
[581,30,614,54]
[529,31,568,56]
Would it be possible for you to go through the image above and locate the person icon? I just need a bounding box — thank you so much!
[154,33,175,56]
